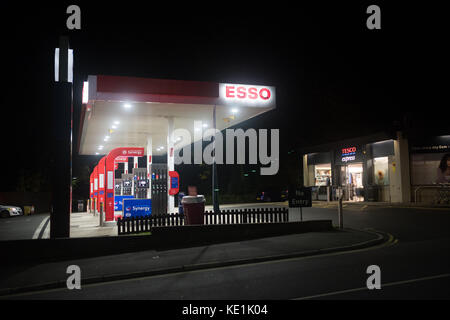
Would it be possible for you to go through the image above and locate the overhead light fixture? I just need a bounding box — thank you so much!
[124,103,132,109]
[231,108,238,113]
[111,125,117,129]
[202,123,208,128]
[114,121,120,125]
[82,81,89,104]
[159,146,164,149]
[195,128,201,132]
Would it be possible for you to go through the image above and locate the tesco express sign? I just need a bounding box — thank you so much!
[219,83,275,106]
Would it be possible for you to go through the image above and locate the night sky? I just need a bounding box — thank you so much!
[1,2,446,194]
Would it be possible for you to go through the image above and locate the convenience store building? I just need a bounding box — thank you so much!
[301,132,450,203]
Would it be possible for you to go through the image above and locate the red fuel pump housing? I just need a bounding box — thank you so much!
[169,171,179,195]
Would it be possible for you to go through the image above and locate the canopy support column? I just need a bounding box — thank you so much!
[167,117,175,214]
[147,136,152,199]
[212,105,220,213]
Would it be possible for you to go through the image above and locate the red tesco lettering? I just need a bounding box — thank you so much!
[342,147,357,154]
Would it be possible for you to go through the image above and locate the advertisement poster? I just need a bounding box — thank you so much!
[411,152,450,185]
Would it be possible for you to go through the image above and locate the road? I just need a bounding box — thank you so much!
[5,204,450,299]
[0,213,50,240]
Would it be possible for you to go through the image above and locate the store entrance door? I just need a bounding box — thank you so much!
[340,163,364,202]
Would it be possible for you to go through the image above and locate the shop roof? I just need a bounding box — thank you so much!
[298,131,396,155]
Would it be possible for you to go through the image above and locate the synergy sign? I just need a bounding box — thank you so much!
[123,199,152,217]
[218,83,276,107]
[342,147,357,163]
[122,149,144,156]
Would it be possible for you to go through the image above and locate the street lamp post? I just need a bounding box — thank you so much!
[50,36,73,238]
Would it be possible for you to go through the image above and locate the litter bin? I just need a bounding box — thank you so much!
[77,200,84,212]
[182,195,205,225]
[366,186,378,202]
[178,192,185,214]
[24,206,32,215]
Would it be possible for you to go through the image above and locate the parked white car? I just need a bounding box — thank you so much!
[0,205,23,218]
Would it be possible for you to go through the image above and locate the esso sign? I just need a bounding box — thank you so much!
[225,85,271,100]
[219,83,275,106]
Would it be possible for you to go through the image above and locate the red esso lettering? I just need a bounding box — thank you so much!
[259,88,271,100]
[248,87,258,99]
[226,86,235,98]
[237,86,246,98]
[225,85,271,100]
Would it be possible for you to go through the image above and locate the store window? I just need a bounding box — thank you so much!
[314,164,332,186]
[411,153,450,185]
[373,157,389,186]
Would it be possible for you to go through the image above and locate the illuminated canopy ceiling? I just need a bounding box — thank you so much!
[78,75,276,156]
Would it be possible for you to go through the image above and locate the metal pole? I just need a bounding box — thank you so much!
[212,105,220,213]
[338,195,343,229]
[327,186,330,203]
[99,202,104,227]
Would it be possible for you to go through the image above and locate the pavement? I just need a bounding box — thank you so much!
[0,227,388,297]
[70,212,117,238]
[311,200,450,209]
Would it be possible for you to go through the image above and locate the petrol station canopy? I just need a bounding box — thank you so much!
[78,75,276,156]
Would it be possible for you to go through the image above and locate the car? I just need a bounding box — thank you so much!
[256,188,288,202]
[0,205,23,218]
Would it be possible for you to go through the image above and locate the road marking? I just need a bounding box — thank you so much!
[38,217,51,239]
[292,273,450,300]
[41,221,50,239]
[32,216,50,239]
[360,205,368,211]
[395,206,450,211]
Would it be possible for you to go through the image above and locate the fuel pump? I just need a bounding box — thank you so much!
[121,173,133,196]
[133,168,148,199]
[151,164,168,215]
[114,179,122,196]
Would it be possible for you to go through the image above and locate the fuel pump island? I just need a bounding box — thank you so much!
[79,75,276,222]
